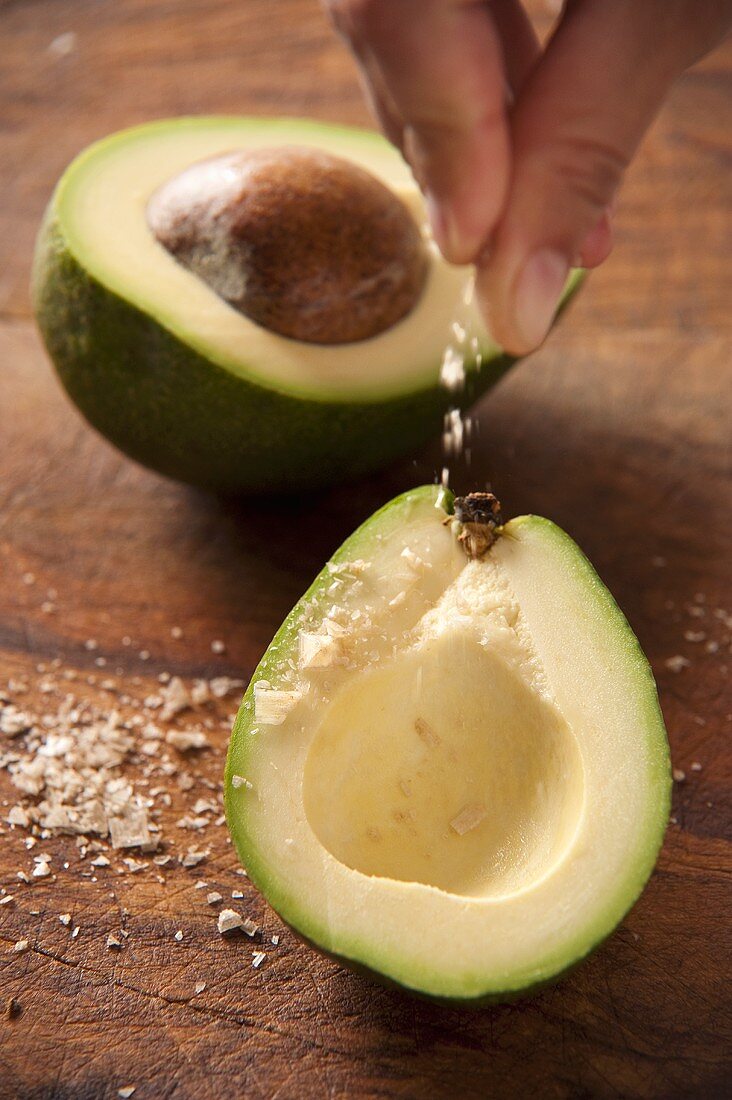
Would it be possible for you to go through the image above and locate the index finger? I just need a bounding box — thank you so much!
[327,0,512,264]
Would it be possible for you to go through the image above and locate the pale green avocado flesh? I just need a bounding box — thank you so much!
[225,486,670,1002]
[32,117,582,493]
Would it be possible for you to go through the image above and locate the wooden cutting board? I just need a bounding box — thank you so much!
[1,3,730,1097]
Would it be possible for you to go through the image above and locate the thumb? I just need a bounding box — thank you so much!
[477,0,731,355]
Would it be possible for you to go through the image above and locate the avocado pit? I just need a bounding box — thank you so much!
[146,146,429,344]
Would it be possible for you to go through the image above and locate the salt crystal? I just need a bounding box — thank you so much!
[209,676,242,699]
[180,848,208,868]
[450,803,487,836]
[665,656,690,673]
[217,908,245,934]
[166,729,209,752]
[327,559,368,577]
[190,680,210,706]
[194,981,206,995]
[109,808,152,850]
[192,798,216,815]
[11,940,29,954]
[322,617,347,638]
[176,815,208,831]
[253,684,302,726]
[439,344,466,392]
[401,546,431,573]
[1,708,32,737]
[442,408,465,455]
[158,677,192,721]
[299,632,340,669]
[48,31,77,56]
[7,806,30,828]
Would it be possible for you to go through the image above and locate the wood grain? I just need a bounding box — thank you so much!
[1,2,731,1098]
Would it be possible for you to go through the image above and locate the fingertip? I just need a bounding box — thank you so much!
[425,193,490,266]
[477,247,570,356]
[578,210,614,268]
[405,123,508,266]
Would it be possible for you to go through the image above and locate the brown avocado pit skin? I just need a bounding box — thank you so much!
[146,145,429,345]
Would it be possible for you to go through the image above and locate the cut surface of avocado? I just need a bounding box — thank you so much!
[225,486,670,1002]
[43,117,487,401]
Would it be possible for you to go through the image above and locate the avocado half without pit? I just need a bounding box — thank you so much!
[32,117,581,493]
[225,486,671,1003]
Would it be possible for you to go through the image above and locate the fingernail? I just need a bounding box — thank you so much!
[579,208,613,268]
[513,249,569,351]
[425,192,463,263]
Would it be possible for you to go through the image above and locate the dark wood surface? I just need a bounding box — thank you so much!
[1,2,730,1097]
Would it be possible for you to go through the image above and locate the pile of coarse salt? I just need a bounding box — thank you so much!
[0,667,242,862]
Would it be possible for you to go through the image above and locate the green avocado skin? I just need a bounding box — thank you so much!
[225,486,670,1004]
[284,919,592,1008]
[32,210,516,494]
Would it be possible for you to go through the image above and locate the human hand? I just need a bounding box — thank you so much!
[325,0,732,354]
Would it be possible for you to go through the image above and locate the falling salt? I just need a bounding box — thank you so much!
[438,277,483,484]
[443,409,464,456]
[439,345,467,393]
[48,32,77,57]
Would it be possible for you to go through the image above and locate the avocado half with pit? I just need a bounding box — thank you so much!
[225,486,670,1002]
[32,117,581,493]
